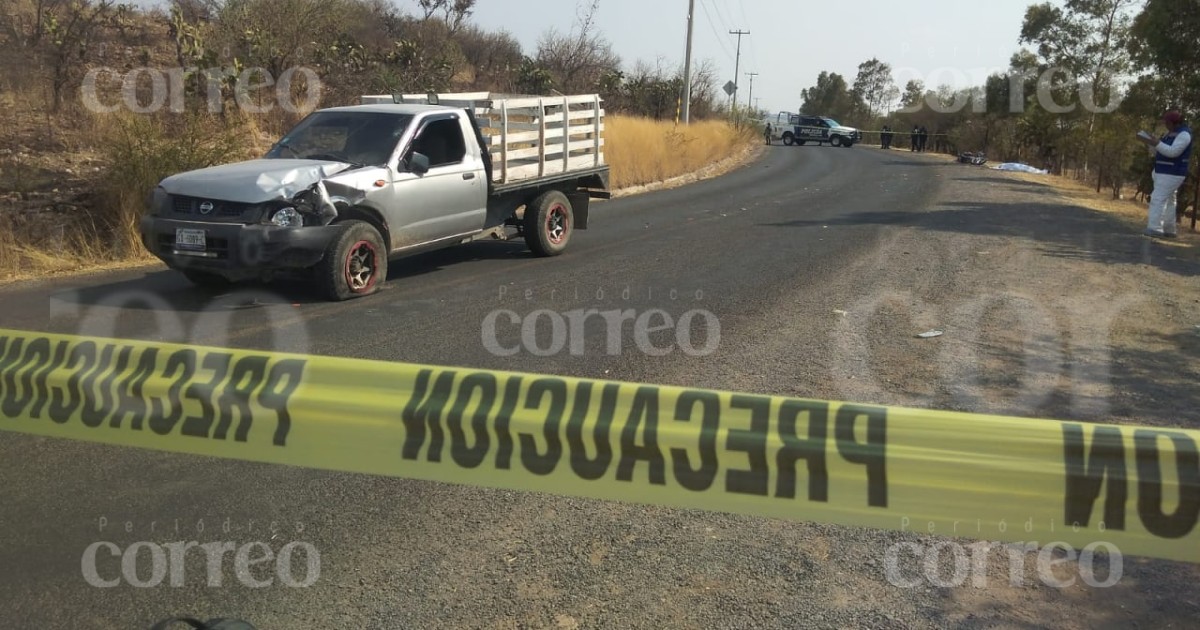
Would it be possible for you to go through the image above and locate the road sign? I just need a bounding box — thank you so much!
[723,80,736,97]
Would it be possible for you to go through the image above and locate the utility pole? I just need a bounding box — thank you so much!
[729,29,749,116]
[745,71,758,113]
[682,0,695,124]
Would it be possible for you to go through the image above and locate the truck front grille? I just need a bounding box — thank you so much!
[170,195,256,219]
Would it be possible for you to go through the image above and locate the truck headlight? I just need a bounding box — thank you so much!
[270,207,303,227]
[148,186,168,215]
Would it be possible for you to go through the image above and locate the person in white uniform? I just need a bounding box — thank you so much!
[1137,109,1193,238]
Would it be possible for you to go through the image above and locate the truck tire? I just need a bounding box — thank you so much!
[782,132,794,146]
[831,136,843,147]
[524,190,573,257]
[316,219,387,301]
[182,269,233,292]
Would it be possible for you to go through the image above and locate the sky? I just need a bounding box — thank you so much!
[129,0,1048,115]
[412,0,1045,114]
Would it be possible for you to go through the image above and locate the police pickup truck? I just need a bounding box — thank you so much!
[771,112,861,147]
[139,92,610,301]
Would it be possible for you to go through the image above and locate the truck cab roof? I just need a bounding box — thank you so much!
[317,103,458,116]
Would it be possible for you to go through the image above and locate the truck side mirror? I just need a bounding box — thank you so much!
[408,152,430,175]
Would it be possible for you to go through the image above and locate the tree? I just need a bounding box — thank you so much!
[896,79,925,113]
[800,71,859,120]
[1018,0,1139,174]
[217,0,355,78]
[1020,0,1137,88]
[1128,0,1200,110]
[534,0,620,94]
[34,0,127,112]
[456,25,524,91]
[597,55,721,121]
[850,58,899,119]
[417,0,474,37]
[516,56,552,94]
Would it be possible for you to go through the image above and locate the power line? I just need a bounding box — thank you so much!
[710,0,733,30]
[698,0,734,62]
[736,0,759,72]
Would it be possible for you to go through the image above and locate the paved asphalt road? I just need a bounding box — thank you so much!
[0,142,943,629]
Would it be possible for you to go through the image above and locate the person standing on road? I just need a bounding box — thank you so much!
[910,126,919,151]
[918,126,929,152]
[764,122,773,145]
[1138,108,1193,238]
[881,125,892,149]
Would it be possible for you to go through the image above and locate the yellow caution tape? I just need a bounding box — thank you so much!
[1,327,1197,562]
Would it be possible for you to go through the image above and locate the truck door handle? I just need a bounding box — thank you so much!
[463,172,476,180]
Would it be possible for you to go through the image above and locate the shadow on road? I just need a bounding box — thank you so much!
[47,240,535,314]
[877,159,948,167]
[387,240,533,282]
[760,179,1200,278]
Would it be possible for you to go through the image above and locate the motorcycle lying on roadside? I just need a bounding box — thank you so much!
[958,151,987,166]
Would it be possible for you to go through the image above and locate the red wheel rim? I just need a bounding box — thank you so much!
[344,240,378,293]
[546,203,569,244]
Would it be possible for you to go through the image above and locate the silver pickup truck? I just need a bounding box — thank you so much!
[139,92,610,301]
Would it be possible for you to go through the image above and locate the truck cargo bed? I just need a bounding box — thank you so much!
[362,92,606,187]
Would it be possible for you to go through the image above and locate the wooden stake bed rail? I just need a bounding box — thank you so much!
[361,92,606,186]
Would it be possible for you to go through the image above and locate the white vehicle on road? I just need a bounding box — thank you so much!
[765,112,861,147]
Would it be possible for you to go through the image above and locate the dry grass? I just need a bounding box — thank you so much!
[604,115,756,190]
[0,220,21,278]
[0,212,110,279]
[1006,170,1153,219]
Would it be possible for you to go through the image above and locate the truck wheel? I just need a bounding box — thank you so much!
[782,132,794,146]
[797,140,807,146]
[524,190,573,257]
[831,136,843,147]
[181,269,233,292]
[316,219,387,301]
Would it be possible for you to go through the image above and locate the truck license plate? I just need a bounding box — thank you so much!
[175,229,206,251]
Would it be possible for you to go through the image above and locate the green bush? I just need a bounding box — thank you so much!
[94,111,255,258]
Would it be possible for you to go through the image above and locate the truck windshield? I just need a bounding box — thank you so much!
[265,111,414,166]
[822,118,840,128]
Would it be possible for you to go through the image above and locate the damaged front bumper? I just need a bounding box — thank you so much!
[139,216,347,280]
[140,176,371,280]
